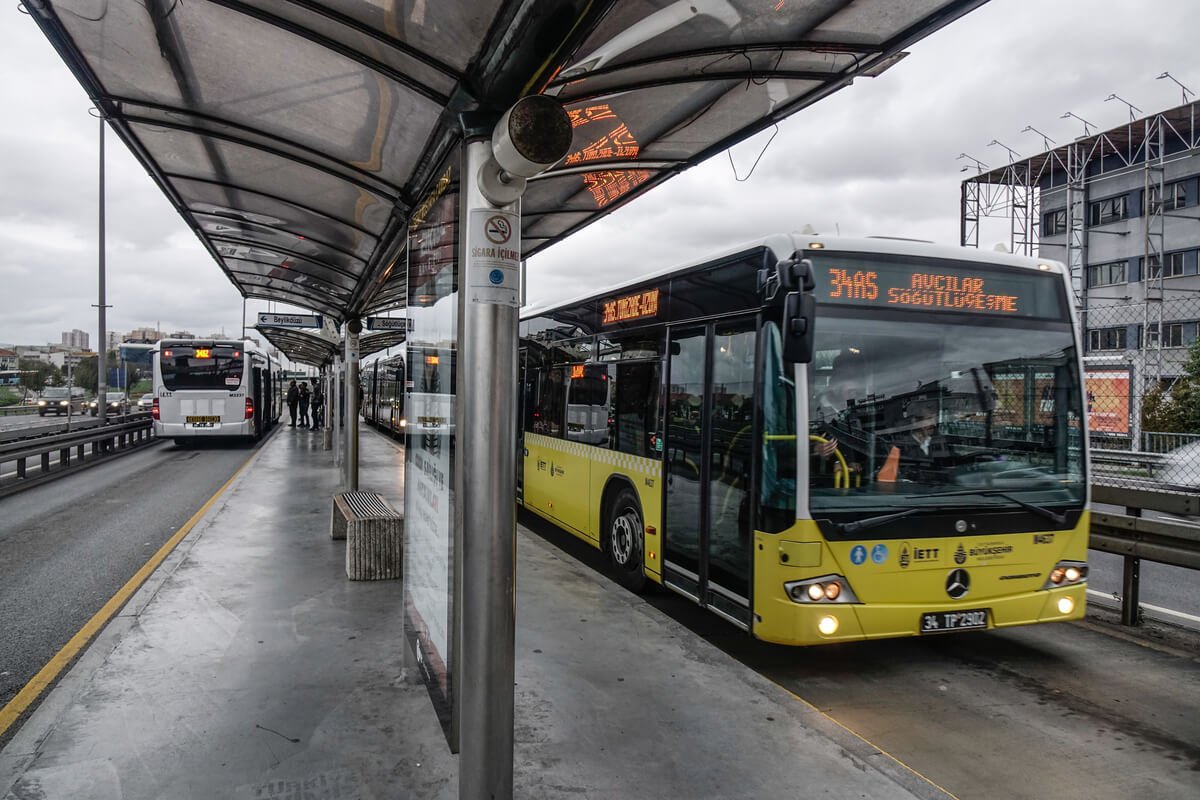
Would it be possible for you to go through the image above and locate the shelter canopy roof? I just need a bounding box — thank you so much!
[28,0,986,323]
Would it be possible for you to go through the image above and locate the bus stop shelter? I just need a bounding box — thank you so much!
[24,2,990,797]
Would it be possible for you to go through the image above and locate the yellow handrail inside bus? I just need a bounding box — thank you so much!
[808,434,849,489]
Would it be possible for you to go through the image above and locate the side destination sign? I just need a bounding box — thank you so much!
[257,312,323,328]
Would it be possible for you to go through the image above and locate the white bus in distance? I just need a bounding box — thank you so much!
[152,339,282,445]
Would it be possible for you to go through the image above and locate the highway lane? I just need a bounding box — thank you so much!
[522,510,1200,800]
[0,435,265,746]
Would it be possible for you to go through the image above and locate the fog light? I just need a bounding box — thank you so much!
[1057,596,1075,615]
[807,583,825,601]
[818,615,839,636]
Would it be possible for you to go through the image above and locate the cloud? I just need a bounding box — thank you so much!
[3,0,1200,347]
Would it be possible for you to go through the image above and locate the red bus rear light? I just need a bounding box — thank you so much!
[151,398,160,420]
[245,397,255,419]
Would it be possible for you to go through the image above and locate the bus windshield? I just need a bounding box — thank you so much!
[803,312,1085,529]
[159,345,244,391]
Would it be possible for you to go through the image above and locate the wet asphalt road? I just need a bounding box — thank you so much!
[0,435,263,745]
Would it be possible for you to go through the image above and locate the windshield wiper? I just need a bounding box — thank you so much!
[906,489,1068,526]
[833,507,923,534]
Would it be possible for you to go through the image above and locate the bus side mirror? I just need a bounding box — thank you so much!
[782,291,816,364]
[777,257,815,292]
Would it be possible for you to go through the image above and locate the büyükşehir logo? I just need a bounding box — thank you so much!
[955,543,967,565]
[899,543,910,568]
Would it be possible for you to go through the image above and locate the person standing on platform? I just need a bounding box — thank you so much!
[310,379,324,430]
[298,381,310,428]
[286,379,299,427]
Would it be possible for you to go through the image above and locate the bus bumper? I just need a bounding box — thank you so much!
[751,583,1087,646]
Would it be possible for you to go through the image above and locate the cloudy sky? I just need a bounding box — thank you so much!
[2,0,1198,350]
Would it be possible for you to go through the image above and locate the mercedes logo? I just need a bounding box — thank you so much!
[945,568,970,599]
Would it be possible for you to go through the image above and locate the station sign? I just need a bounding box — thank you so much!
[366,316,413,332]
[257,312,323,329]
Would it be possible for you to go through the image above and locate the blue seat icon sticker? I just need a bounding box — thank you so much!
[871,543,889,564]
[489,269,505,285]
[850,545,867,565]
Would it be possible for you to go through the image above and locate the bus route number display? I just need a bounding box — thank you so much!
[814,258,1061,319]
[603,288,660,324]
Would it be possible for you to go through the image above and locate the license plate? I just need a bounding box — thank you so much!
[920,608,988,634]
[186,416,220,424]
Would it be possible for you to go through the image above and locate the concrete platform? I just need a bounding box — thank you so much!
[1,425,951,799]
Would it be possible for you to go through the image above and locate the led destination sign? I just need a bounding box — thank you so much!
[602,288,660,325]
[812,257,1062,319]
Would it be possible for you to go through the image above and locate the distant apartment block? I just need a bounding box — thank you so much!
[61,329,89,349]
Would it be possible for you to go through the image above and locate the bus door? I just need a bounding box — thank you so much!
[252,367,263,436]
[517,348,531,504]
[664,317,756,628]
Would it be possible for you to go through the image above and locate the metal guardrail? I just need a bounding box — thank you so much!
[0,416,158,496]
[0,405,39,416]
[1090,449,1170,476]
[1090,484,1200,626]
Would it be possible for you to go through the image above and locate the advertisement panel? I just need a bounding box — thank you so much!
[403,150,460,751]
[1084,368,1130,435]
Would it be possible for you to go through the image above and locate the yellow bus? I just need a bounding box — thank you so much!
[518,234,1089,645]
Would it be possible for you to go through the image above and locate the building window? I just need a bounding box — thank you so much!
[1148,183,1186,214]
[1163,323,1185,348]
[1043,208,1067,236]
[1142,252,1186,280]
[1087,261,1126,287]
[1089,195,1128,226]
[1165,251,1186,278]
[1088,327,1127,351]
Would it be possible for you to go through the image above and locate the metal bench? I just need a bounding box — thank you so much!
[331,490,403,581]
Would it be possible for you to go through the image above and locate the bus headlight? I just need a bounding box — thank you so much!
[1042,560,1087,590]
[398,418,407,428]
[785,575,860,604]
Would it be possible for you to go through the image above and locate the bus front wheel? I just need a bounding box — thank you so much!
[608,488,647,593]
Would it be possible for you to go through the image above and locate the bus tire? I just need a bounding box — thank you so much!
[607,488,647,593]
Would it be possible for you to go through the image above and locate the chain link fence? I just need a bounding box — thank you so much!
[1081,295,1200,491]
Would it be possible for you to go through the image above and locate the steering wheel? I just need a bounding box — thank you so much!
[809,434,850,488]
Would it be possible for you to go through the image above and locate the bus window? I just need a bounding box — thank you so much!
[760,322,797,533]
[159,344,244,391]
[613,361,661,458]
[533,366,567,437]
[550,337,594,365]
[598,330,662,361]
[522,367,540,434]
[567,364,610,446]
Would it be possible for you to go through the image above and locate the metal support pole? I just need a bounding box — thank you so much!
[333,356,342,466]
[1121,506,1142,626]
[323,364,333,450]
[459,138,519,800]
[344,321,361,491]
[96,113,107,424]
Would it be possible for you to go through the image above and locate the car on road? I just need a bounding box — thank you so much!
[91,392,130,416]
[1158,439,1200,489]
[37,387,88,416]
[136,394,154,411]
